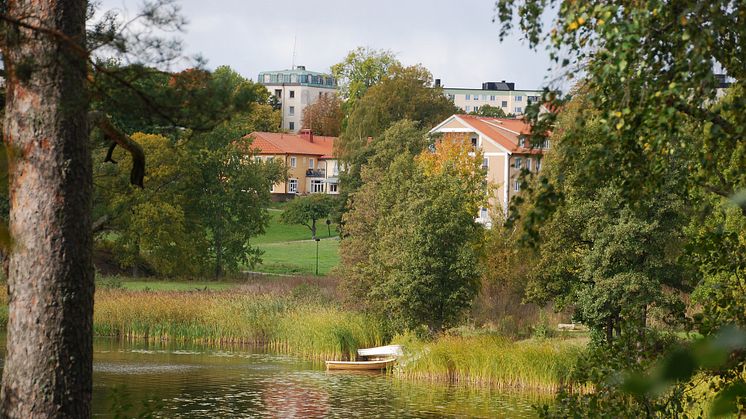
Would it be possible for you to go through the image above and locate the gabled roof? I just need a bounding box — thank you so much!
[430,114,542,154]
[245,132,336,157]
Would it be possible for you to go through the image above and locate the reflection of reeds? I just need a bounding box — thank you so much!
[91,289,386,360]
[393,334,588,393]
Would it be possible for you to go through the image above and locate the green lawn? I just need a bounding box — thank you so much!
[254,238,340,276]
[252,210,339,244]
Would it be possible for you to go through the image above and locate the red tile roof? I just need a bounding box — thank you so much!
[245,132,336,157]
[454,115,542,154]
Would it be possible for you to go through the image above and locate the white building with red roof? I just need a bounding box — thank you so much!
[429,114,550,224]
[246,129,340,197]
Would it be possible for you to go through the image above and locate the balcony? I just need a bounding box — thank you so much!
[306,169,326,177]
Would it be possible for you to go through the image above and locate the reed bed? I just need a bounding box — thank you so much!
[394,334,586,392]
[93,289,386,360]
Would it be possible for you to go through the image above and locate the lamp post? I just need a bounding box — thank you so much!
[314,236,321,276]
[326,219,331,237]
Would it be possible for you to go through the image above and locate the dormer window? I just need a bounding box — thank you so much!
[519,137,526,148]
[471,136,478,148]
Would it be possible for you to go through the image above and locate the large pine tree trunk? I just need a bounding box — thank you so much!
[1,1,93,417]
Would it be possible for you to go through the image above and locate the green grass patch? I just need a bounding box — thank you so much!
[394,333,586,392]
[255,238,339,276]
[92,289,386,360]
[253,210,338,244]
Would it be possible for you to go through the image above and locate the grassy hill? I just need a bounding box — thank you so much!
[250,206,340,276]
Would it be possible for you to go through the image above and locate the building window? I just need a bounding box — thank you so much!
[289,179,298,193]
[332,161,339,175]
[537,159,542,171]
[473,106,479,113]
[482,157,489,169]
[329,183,338,193]
[481,95,487,100]
[290,156,297,168]
[526,158,532,171]
[501,100,508,107]
[270,183,275,192]
[274,89,282,98]
[514,180,520,191]
[289,122,295,130]
[267,156,274,162]
[490,95,496,101]
[515,157,522,169]
[514,107,522,113]
[309,158,315,169]
[289,90,295,98]
[465,106,471,112]
[471,136,478,147]
[465,94,471,100]
[480,207,488,219]
[289,106,295,116]
[544,140,551,149]
[516,96,523,101]
[254,156,262,163]
[519,137,526,148]
[311,179,324,193]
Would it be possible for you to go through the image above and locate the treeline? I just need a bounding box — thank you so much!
[91,65,284,278]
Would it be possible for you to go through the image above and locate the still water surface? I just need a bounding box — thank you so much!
[6,338,544,418]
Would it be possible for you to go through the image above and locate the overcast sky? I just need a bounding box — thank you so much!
[100,0,558,90]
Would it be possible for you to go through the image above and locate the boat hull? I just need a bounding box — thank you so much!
[325,358,396,371]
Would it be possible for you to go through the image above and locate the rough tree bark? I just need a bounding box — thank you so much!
[0,1,93,417]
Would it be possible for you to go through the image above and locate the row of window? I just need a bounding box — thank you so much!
[280,178,338,194]
[464,94,529,102]
[514,156,542,171]
[262,73,336,86]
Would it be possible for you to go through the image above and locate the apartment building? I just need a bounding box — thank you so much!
[429,114,549,225]
[258,66,338,133]
[437,80,542,116]
[247,129,340,198]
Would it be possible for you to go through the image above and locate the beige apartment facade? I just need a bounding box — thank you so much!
[247,130,340,197]
[437,80,543,116]
[429,114,548,225]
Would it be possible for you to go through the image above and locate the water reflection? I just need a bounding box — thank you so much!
[3,337,545,418]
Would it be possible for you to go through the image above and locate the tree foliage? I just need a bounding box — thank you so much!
[340,121,485,332]
[300,93,343,136]
[468,104,507,118]
[330,47,399,110]
[281,194,338,238]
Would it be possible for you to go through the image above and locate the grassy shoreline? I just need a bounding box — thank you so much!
[0,278,586,392]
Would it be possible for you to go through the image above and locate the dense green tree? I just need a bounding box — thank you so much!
[341,127,485,332]
[331,47,399,110]
[469,104,507,118]
[336,64,457,205]
[191,124,283,278]
[280,194,339,239]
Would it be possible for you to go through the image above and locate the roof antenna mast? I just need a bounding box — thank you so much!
[291,33,297,70]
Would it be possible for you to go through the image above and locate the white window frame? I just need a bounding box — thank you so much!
[514,107,522,114]
[288,178,298,193]
[328,183,338,193]
[309,158,315,169]
[254,156,262,163]
[515,157,522,169]
[526,158,532,171]
[516,96,523,102]
[289,90,295,98]
[537,158,542,171]
[289,121,295,131]
[289,106,295,116]
[514,179,520,191]
[290,156,297,168]
[465,94,471,100]
[310,179,324,194]
[482,157,489,169]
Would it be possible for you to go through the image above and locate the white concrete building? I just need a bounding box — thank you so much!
[437,80,542,116]
[258,66,338,133]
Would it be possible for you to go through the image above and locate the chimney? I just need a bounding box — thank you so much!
[434,78,441,87]
[300,128,313,142]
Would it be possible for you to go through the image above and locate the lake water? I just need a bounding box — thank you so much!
[4,338,544,418]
